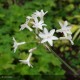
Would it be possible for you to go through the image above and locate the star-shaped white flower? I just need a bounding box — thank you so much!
[19,52,33,68]
[56,21,72,37]
[13,37,26,53]
[31,18,46,31]
[60,34,74,45]
[20,23,33,31]
[39,28,58,46]
[33,10,48,21]
[20,17,33,31]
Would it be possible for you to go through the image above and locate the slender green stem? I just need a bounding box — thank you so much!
[44,44,78,75]
[26,41,38,44]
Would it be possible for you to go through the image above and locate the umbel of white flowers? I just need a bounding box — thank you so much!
[13,10,74,68]
[20,10,47,32]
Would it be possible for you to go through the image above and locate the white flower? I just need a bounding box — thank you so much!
[20,17,33,31]
[19,52,33,68]
[31,18,47,30]
[29,47,37,53]
[20,23,33,31]
[60,34,74,45]
[13,37,26,53]
[33,10,48,21]
[39,28,58,46]
[56,21,72,37]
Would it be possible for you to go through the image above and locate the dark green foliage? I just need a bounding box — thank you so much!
[0,0,80,80]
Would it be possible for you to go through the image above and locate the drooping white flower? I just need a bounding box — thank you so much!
[31,18,47,30]
[33,10,48,21]
[29,47,37,53]
[20,17,33,31]
[19,52,33,68]
[39,28,58,46]
[60,34,74,45]
[56,21,72,37]
[13,37,26,53]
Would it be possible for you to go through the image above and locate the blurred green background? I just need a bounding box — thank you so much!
[0,0,80,80]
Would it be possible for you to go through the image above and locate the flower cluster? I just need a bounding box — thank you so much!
[13,10,74,67]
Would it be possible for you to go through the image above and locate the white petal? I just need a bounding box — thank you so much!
[42,23,47,26]
[20,23,33,31]
[32,15,38,22]
[38,25,43,30]
[27,26,33,31]
[52,36,58,40]
[44,28,48,34]
[50,29,55,35]
[59,21,63,28]
[20,24,26,30]
[27,53,32,61]
[45,11,48,14]
[26,16,32,20]
[48,39,53,46]
[67,30,72,34]
[41,10,48,15]
[28,62,33,68]
[56,29,63,33]
[13,37,16,42]
[29,47,37,53]
[35,10,40,16]
[41,39,48,43]
[63,31,68,37]
[64,21,68,27]
[41,10,44,13]
[17,42,26,45]
[19,60,28,64]
[14,46,18,53]
[39,32,45,38]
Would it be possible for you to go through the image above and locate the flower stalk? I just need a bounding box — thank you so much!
[43,43,78,75]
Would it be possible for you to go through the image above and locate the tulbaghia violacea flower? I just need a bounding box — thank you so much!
[56,21,72,37]
[19,52,33,68]
[33,10,48,21]
[31,17,47,30]
[13,37,26,53]
[39,28,58,46]
[31,18,46,31]
[20,17,33,31]
[60,34,74,45]
[20,22,33,31]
